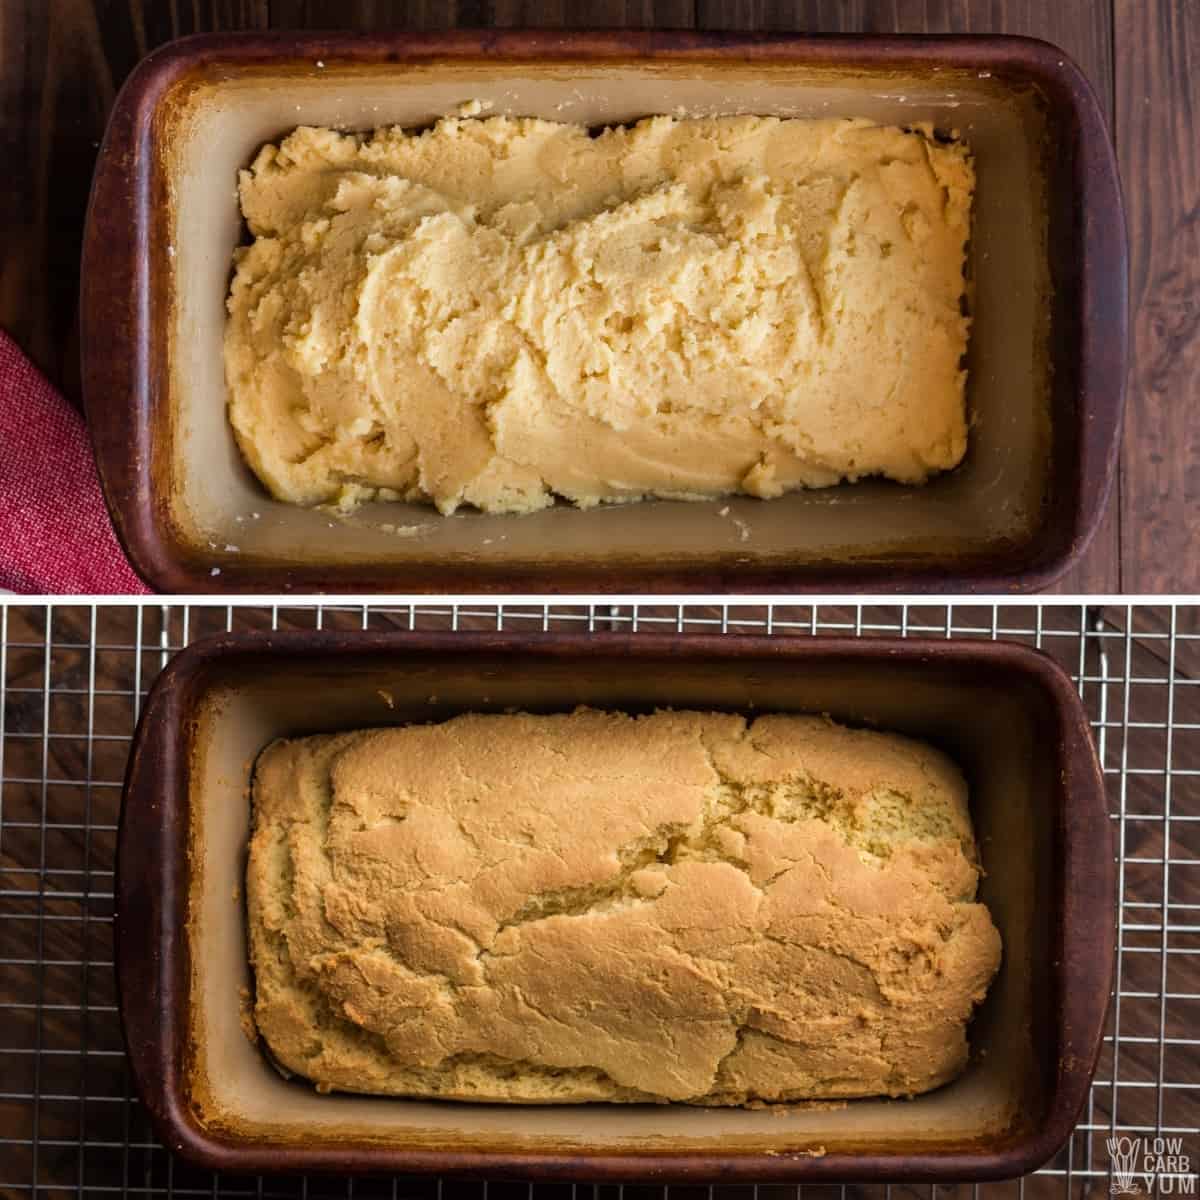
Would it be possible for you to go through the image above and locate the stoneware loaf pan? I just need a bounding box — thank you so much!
[116,632,1114,1180]
[82,30,1126,594]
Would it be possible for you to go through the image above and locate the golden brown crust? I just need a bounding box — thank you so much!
[246,711,1000,1105]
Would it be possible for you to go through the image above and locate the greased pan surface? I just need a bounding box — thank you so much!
[82,31,1126,593]
[116,633,1113,1179]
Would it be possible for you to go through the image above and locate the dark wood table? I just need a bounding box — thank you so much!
[2,0,1194,595]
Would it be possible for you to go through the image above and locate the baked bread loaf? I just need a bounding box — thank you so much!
[247,710,1000,1105]
[225,113,973,515]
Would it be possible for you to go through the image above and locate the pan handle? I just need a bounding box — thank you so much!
[1070,47,1129,559]
[115,654,194,1156]
[1049,661,1117,1163]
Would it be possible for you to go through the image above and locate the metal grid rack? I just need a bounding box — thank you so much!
[1,601,1196,1200]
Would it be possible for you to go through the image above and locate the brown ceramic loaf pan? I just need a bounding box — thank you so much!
[116,632,1114,1180]
[82,30,1126,594]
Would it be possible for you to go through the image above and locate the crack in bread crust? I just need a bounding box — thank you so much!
[245,710,1001,1105]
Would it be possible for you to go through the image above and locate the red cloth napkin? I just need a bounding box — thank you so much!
[0,330,150,594]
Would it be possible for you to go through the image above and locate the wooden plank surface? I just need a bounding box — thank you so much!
[0,0,1186,593]
[1115,0,1200,594]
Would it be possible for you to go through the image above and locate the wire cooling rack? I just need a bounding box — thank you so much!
[1,602,1197,1200]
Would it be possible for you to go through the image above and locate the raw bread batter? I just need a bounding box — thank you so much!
[225,114,973,514]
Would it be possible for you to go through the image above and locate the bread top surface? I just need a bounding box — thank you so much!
[225,114,972,514]
[246,710,1001,1105]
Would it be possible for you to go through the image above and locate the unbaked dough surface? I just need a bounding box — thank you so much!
[225,114,973,514]
[247,710,1001,1105]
